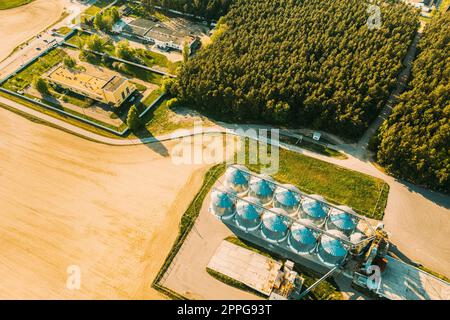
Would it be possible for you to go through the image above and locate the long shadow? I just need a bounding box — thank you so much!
[401,179,450,210]
[388,243,420,267]
[133,125,170,157]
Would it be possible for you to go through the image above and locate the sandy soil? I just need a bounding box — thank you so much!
[0,107,229,299]
[0,0,69,62]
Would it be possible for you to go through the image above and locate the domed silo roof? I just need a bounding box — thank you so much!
[210,188,236,220]
[249,175,275,205]
[235,197,263,232]
[273,184,301,215]
[299,196,328,225]
[317,230,348,267]
[260,208,290,243]
[288,223,318,254]
[326,207,357,236]
[225,166,250,195]
[349,232,368,256]
[350,232,366,244]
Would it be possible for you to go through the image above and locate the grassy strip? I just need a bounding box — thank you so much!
[439,0,450,13]
[56,26,72,36]
[0,0,33,10]
[297,264,343,300]
[206,267,267,299]
[225,236,342,300]
[418,266,450,283]
[2,48,67,91]
[0,91,124,139]
[243,139,389,219]
[141,99,202,136]
[225,236,273,259]
[83,0,111,17]
[279,134,347,159]
[152,164,226,298]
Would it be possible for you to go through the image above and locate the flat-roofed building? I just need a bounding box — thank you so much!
[44,64,136,107]
[115,17,199,52]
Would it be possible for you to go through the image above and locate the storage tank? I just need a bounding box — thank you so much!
[249,175,276,205]
[273,184,301,215]
[326,206,357,236]
[235,197,263,232]
[317,230,349,267]
[225,166,250,195]
[287,223,318,254]
[349,232,368,256]
[261,208,290,243]
[299,195,328,226]
[210,188,236,220]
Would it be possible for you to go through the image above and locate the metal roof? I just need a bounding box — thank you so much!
[301,198,328,220]
[249,176,275,198]
[329,208,357,231]
[211,188,236,209]
[274,186,301,208]
[290,223,318,244]
[236,197,262,220]
[262,209,290,233]
[226,167,249,190]
[319,230,348,257]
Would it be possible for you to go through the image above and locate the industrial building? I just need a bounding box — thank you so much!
[113,17,199,52]
[44,63,136,107]
[207,240,304,299]
[210,165,369,268]
[208,165,450,300]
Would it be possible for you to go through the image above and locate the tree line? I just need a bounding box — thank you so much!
[141,0,233,20]
[172,0,418,138]
[375,13,449,193]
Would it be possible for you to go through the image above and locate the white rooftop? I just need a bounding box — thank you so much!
[207,240,282,296]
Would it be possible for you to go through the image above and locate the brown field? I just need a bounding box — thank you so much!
[0,107,236,299]
[0,0,68,61]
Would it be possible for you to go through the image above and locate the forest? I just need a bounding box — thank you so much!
[375,13,449,193]
[141,0,234,20]
[174,0,419,138]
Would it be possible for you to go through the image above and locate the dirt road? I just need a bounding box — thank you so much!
[0,107,234,299]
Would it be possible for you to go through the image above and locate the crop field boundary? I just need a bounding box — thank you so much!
[152,164,226,300]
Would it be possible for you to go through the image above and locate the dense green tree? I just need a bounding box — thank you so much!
[63,56,76,69]
[141,0,233,20]
[86,34,108,52]
[127,105,141,131]
[376,13,450,193]
[94,7,121,32]
[93,13,106,31]
[33,77,49,95]
[182,42,190,63]
[175,0,419,138]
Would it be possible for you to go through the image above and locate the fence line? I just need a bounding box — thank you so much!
[0,88,129,136]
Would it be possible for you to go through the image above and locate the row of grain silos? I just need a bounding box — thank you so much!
[210,166,367,267]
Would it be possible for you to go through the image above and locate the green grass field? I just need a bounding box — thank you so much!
[244,141,389,220]
[83,0,111,17]
[56,26,72,36]
[0,0,33,10]
[2,48,67,92]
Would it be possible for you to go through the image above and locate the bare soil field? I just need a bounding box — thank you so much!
[0,107,233,299]
[0,0,67,62]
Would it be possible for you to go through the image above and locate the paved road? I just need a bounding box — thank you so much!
[1,95,449,278]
